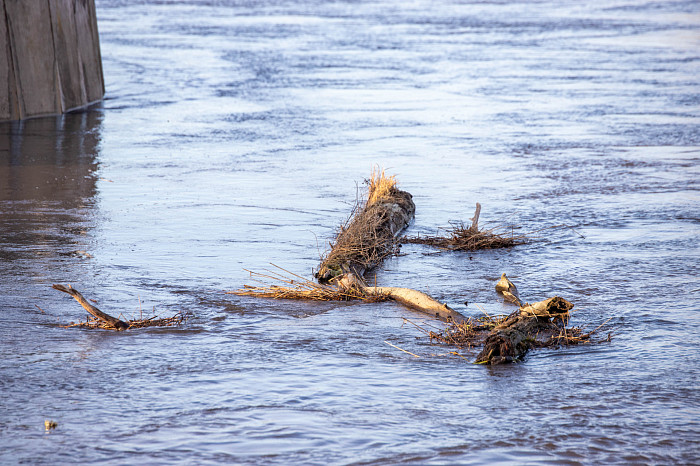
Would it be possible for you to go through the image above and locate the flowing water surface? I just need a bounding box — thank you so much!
[1,0,699,464]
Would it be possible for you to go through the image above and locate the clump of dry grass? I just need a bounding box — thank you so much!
[404,311,510,349]
[431,316,507,348]
[229,264,391,302]
[408,309,612,354]
[403,220,526,251]
[535,317,614,348]
[367,167,397,206]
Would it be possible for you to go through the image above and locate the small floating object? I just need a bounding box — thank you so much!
[44,420,57,430]
[495,273,522,306]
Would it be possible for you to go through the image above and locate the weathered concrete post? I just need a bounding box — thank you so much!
[0,0,104,121]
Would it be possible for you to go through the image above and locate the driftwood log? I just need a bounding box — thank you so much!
[313,171,469,322]
[315,174,415,282]
[371,287,466,322]
[475,296,574,364]
[53,284,186,330]
[336,273,466,322]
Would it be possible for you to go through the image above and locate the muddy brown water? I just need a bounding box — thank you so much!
[1,0,699,464]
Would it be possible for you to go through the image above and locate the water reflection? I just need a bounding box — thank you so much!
[0,109,102,261]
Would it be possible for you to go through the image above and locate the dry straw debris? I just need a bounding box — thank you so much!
[408,314,509,349]
[62,312,187,330]
[403,221,525,251]
[229,264,391,302]
[366,167,397,207]
[410,306,611,360]
[402,202,525,252]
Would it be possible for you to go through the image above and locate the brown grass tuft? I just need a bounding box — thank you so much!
[403,220,525,251]
[228,264,391,302]
[367,168,397,207]
[405,313,511,348]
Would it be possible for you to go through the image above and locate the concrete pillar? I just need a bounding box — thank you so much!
[0,0,104,121]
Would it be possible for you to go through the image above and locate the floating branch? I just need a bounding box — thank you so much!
[229,265,467,323]
[403,203,526,251]
[231,170,467,322]
[53,284,128,330]
[53,284,186,331]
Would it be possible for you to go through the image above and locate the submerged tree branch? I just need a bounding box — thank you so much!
[52,284,186,331]
[52,284,129,330]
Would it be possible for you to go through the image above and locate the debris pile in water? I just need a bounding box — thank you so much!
[50,169,610,364]
[53,284,187,331]
[410,276,612,364]
[316,168,415,282]
[403,203,525,252]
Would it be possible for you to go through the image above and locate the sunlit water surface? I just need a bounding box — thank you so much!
[1,0,699,464]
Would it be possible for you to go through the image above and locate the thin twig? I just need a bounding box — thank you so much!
[384,340,420,358]
[588,316,615,335]
[475,304,491,320]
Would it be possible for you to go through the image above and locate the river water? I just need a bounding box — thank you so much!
[1,0,699,464]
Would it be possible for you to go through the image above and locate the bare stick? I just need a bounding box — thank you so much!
[52,284,129,330]
[588,315,615,336]
[368,285,467,323]
[470,202,481,230]
[384,340,420,358]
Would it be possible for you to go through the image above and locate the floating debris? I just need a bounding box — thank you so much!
[229,171,610,365]
[411,275,612,364]
[315,168,415,282]
[229,264,467,323]
[231,265,391,303]
[403,203,526,252]
[53,284,187,331]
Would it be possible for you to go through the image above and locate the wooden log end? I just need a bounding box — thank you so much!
[519,296,573,318]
